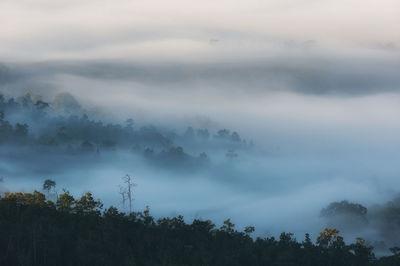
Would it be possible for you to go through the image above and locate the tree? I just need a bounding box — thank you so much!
[390,247,400,256]
[32,190,47,207]
[303,233,313,248]
[221,219,235,234]
[231,131,241,142]
[196,128,210,139]
[192,219,215,232]
[216,129,230,139]
[119,185,127,210]
[35,100,49,109]
[244,226,255,235]
[141,205,154,225]
[56,190,75,212]
[43,179,56,193]
[121,174,135,213]
[321,200,367,217]
[43,179,57,201]
[199,152,208,161]
[0,116,13,140]
[125,118,134,128]
[74,192,103,215]
[317,228,343,248]
[350,237,375,265]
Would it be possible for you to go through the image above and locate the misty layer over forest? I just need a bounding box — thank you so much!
[2,0,400,265]
[1,90,400,256]
[0,91,248,169]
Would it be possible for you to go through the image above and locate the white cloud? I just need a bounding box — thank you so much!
[1,0,399,61]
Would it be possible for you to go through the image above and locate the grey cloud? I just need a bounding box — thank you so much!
[2,54,400,96]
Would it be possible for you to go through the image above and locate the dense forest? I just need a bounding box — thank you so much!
[0,91,250,170]
[0,91,248,149]
[1,185,400,266]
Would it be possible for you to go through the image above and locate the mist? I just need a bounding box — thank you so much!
[1,0,400,253]
[2,90,400,248]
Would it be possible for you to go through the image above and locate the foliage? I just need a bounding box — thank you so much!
[321,200,368,217]
[43,179,56,192]
[0,92,250,169]
[0,190,399,265]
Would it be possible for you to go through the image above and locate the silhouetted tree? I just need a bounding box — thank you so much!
[43,179,56,193]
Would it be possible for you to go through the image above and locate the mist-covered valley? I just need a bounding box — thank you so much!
[2,86,400,255]
[2,1,400,263]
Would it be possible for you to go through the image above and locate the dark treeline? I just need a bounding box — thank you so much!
[1,189,400,266]
[0,91,249,167]
[320,199,400,252]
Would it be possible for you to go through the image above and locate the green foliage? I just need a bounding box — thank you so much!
[317,228,342,248]
[56,191,75,212]
[3,190,50,207]
[74,192,103,215]
[220,218,235,234]
[1,190,398,265]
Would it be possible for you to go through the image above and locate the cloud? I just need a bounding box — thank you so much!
[1,49,400,98]
[1,0,399,98]
[1,0,399,61]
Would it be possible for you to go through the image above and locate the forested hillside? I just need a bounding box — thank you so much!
[0,92,249,169]
[1,188,400,266]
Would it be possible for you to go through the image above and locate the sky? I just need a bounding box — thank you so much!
[1,0,400,242]
[0,0,399,62]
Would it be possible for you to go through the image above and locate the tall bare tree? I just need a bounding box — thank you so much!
[119,186,127,210]
[121,174,135,213]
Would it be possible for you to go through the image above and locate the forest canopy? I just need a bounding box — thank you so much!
[1,187,400,266]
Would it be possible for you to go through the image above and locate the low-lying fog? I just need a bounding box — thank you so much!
[1,0,400,250]
[2,72,400,247]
